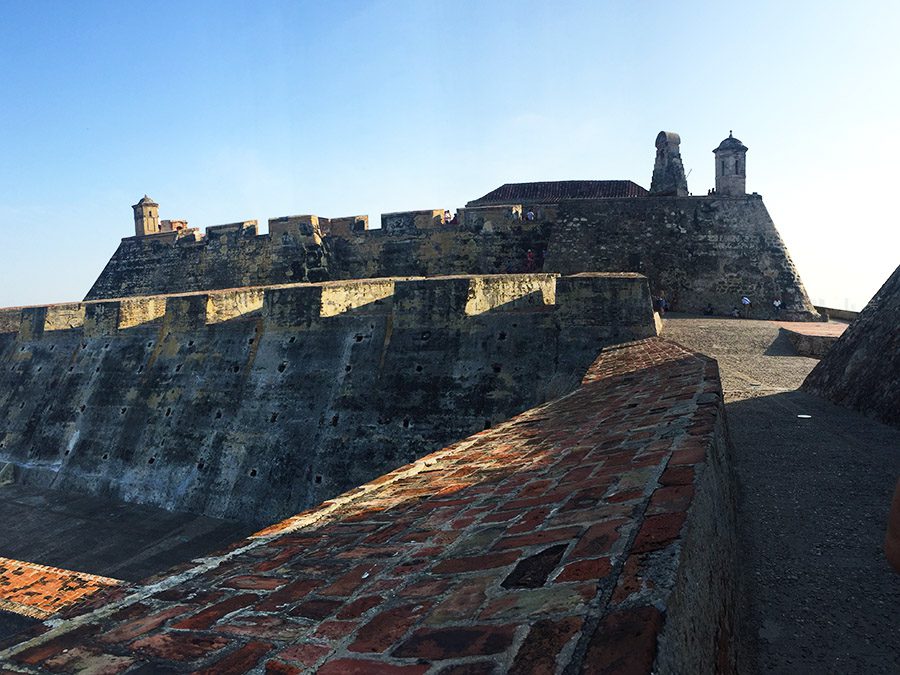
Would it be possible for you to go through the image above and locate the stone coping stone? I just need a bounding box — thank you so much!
[0,338,737,674]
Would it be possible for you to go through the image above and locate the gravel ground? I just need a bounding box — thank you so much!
[663,314,900,674]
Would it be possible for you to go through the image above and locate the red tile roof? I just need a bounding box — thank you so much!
[467,180,648,206]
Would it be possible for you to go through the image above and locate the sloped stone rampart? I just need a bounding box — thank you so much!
[802,264,900,428]
[85,195,818,319]
[0,338,739,674]
[0,273,654,525]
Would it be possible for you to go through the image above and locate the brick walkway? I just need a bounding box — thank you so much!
[0,338,730,673]
[0,559,122,620]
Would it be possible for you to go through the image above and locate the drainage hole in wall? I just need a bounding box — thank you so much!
[68,366,74,372]
[345,365,352,373]
[36,366,42,372]
[484,419,491,429]
[188,340,194,347]
[137,365,144,374]
[197,461,205,470]
[81,343,87,350]
[403,418,410,428]
[278,362,287,373]
[79,404,86,413]
[492,364,502,373]
[64,449,70,455]
[215,410,222,419]
[95,367,100,373]
[165,408,172,417]
[270,412,279,423]
[104,343,110,349]
[248,337,255,345]
[147,341,153,348]
[498,331,507,341]
[49,344,55,351]
[175,364,182,372]
[148,456,155,465]
[232,365,241,373]
[19,402,25,409]
[415,365,423,372]
[331,414,339,427]
[354,334,363,342]
[314,474,323,484]
[120,407,127,415]
[102,453,109,460]
[249,468,258,477]
[19,346,25,352]
[288,336,296,344]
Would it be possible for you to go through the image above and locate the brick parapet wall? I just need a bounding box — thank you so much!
[0,338,739,674]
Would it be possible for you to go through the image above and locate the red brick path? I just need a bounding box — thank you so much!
[0,558,122,619]
[0,338,722,673]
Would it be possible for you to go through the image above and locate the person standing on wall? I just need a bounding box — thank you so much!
[741,295,752,318]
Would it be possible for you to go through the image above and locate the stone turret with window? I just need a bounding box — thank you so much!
[713,132,748,196]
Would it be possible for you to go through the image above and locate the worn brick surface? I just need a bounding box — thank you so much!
[0,338,724,673]
[0,557,123,620]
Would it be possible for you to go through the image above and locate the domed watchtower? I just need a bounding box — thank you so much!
[713,132,748,196]
[132,195,160,236]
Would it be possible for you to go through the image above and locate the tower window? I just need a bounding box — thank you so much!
[735,160,740,174]
[721,160,726,173]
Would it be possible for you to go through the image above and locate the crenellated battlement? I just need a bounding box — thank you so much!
[8,272,650,341]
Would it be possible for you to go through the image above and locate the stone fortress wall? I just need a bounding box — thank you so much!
[0,273,656,525]
[85,132,819,320]
[802,263,900,428]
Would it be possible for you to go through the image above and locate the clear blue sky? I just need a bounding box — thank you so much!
[1,0,897,310]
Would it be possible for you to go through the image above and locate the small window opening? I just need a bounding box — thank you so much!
[345,365,352,372]
[403,418,410,428]
[278,362,287,373]
[148,456,155,465]
[249,468,258,477]
[197,461,205,470]
[165,407,172,417]
[270,412,279,423]
[215,410,222,419]
[331,414,339,426]
[314,474,323,484]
